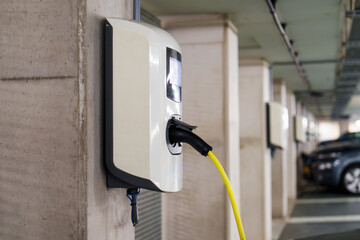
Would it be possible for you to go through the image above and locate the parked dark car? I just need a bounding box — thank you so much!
[317,131,360,147]
[303,141,360,194]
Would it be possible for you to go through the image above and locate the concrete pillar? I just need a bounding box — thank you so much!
[339,119,349,134]
[286,91,297,200]
[239,60,272,240]
[271,80,287,218]
[0,1,134,239]
[306,112,317,153]
[160,14,240,240]
[296,101,305,194]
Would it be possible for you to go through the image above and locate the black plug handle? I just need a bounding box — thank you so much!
[171,118,197,131]
[168,123,212,156]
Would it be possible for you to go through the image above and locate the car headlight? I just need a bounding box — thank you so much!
[318,162,334,170]
[333,159,341,167]
[332,152,341,158]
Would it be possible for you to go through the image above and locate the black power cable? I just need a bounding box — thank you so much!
[126,188,140,226]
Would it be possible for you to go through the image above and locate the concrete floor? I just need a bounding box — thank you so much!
[274,182,360,240]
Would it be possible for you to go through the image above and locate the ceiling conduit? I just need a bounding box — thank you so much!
[265,0,323,117]
[332,0,360,119]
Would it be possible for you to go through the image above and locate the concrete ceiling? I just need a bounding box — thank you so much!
[142,0,343,117]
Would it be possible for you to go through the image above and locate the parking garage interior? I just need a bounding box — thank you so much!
[2,0,360,240]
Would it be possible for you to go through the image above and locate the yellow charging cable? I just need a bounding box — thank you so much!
[208,151,246,240]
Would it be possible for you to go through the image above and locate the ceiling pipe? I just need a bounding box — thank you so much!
[337,81,359,86]
[273,58,360,66]
[273,59,339,66]
[346,10,360,18]
[133,0,141,21]
[343,59,360,65]
[342,40,360,47]
[265,0,323,116]
[340,71,360,77]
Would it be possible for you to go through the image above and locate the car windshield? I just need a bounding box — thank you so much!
[316,141,360,154]
[339,132,360,141]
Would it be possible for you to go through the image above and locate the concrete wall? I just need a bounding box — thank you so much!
[0,0,134,239]
[160,14,240,240]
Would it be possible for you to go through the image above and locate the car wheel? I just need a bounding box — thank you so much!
[343,165,360,194]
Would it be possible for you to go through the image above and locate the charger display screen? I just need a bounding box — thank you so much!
[169,57,182,87]
[166,48,182,102]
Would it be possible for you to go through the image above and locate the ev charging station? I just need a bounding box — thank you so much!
[105,19,183,193]
[295,115,308,143]
[267,102,289,149]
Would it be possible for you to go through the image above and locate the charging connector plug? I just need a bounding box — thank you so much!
[168,118,212,156]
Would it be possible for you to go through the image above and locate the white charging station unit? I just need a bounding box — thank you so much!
[105,19,183,192]
[267,102,289,149]
[295,115,308,143]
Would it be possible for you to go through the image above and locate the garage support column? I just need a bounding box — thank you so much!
[286,91,297,201]
[0,0,134,239]
[296,101,305,195]
[339,119,349,134]
[306,112,317,153]
[271,80,288,218]
[239,60,272,240]
[160,14,240,240]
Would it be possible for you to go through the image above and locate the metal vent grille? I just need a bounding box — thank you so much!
[135,190,162,240]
